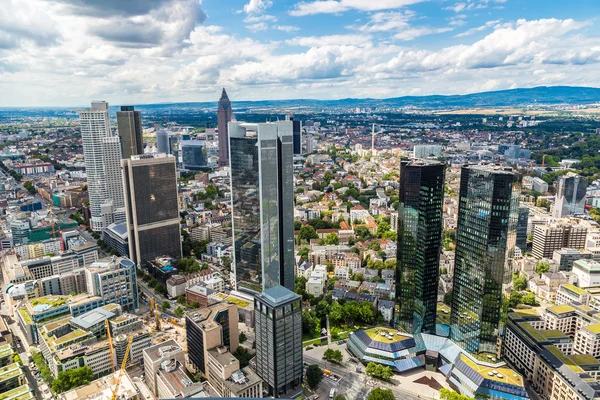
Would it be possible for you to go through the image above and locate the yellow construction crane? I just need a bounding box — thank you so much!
[542,154,547,168]
[149,297,155,317]
[46,205,58,239]
[155,303,161,331]
[111,335,133,400]
[105,320,116,374]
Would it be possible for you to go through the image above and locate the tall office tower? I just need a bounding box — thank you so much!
[254,286,302,398]
[554,173,588,218]
[181,140,208,170]
[116,106,143,159]
[450,165,520,354]
[306,134,315,154]
[516,207,529,251]
[228,121,294,294]
[286,114,302,155]
[156,129,170,155]
[532,223,587,259]
[217,88,233,167]
[77,101,125,232]
[396,159,446,334]
[121,154,182,266]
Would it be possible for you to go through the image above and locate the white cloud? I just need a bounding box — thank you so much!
[244,0,273,14]
[287,34,372,47]
[290,0,427,16]
[244,14,277,23]
[275,25,300,32]
[446,3,466,12]
[454,20,501,37]
[246,22,269,32]
[394,26,454,41]
[353,11,453,41]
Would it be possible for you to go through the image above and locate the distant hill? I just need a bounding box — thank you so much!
[132,86,600,111]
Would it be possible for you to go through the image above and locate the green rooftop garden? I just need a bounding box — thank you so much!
[0,384,33,400]
[461,354,524,387]
[53,329,89,347]
[31,296,67,308]
[548,304,576,315]
[562,284,588,296]
[0,344,15,360]
[42,317,72,333]
[18,308,32,325]
[0,363,22,383]
[364,327,409,343]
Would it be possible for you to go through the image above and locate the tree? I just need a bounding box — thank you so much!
[51,366,93,393]
[177,295,186,305]
[162,300,171,312]
[439,388,472,400]
[302,309,319,335]
[536,261,550,277]
[13,354,22,365]
[295,276,308,296]
[306,364,324,389]
[239,332,247,344]
[298,247,310,259]
[174,306,184,318]
[513,273,527,291]
[522,292,538,306]
[354,226,372,241]
[23,181,36,194]
[315,300,330,319]
[367,388,395,400]
[234,347,252,368]
[323,348,343,363]
[324,233,339,245]
[299,225,319,242]
[334,395,347,400]
[365,362,393,380]
[509,291,523,307]
[329,301,343,325]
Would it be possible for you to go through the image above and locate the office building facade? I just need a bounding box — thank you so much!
[286,114,302,155]
[228,121,295,293]
[532,223,587,259]
[77,101,125,232]
[121,154,182,266]
[255,286,302,398]
[156,129,170,155]
[116,105,143,159]
[181,140,208,170]
[85,257,138,311]
[217,88,233,167]
[516,207,529,251]
[396,159,445,334]
[554,173,588,218]
[450,165,520,353]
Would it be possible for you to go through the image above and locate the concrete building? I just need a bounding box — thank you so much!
[116,105,143,159]
[206,345,263,398]
[181,140,208,170]
[413,144,442,159]
[85,257,138,312]
[553,248,593,272]
[573,259,600,288]
[254,286,302,398]
[58,372,139,400]
[122,154,182,266]
[142,340,186,397]
[531,177,548,193]
[156,129,170,155]
[77,101,125,232]
[185,303,239,375]
[532,223,588,259]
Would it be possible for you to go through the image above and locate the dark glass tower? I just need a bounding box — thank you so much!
[121,154,182,266]
[229,121,295,294]
[396,159,446,334]
[255,286,302,398]
[516,206,529,251]
[217,88,233,167]
[116,105,143,159]
[287,114,302,155]
[450,165,519,354]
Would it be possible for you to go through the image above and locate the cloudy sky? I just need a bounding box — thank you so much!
[1,0,599,106]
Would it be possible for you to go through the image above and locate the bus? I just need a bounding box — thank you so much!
[329,388,336,399]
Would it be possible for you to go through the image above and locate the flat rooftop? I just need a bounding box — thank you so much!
[460,354,524,387]
[70,308,115,330]
[364,327,410,343]
[143,339,182,363]
[58,371,138,400]
[0,384,35,400]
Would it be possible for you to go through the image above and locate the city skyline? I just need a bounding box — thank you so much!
[2,0,600,106]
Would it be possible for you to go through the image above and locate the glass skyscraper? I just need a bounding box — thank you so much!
[396,159,446,334]
[228,121,295,294]
[450,165,520,354]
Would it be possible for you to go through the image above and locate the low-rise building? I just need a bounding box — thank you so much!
[573,259,600,288]
[556,284,590,306]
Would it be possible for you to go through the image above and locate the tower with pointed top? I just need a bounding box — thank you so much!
[217,88,233,167]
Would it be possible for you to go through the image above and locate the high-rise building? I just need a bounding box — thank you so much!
[156,129,170,155]
[181,140,208,170]
[77,101,125,232]
[450,165,520,353]
[516,207,529,251]
[254,286,302,398]
[228,121,295,294]
[121,154,182,266]
[305,134,315,154]
[286,114,302,155]
[554,173,588,218]
[396,159,445,334]
[116,105,143,159]
[217,88,233,167]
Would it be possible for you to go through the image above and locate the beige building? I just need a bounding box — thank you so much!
[532,223,587,259]
[206,345,263,398]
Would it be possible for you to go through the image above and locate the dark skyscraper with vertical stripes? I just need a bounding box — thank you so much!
[217,88,233,167]
[116,105,143,159]
[450,165,519,354]
[396,159,446,335]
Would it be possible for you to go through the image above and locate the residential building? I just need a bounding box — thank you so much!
[556,284,590,306]
[122,154,182,266]
[116,105,143,159]
[413,144,442,159]
[450,165,520,354]
[229,121,295,293]
[531,177,548,193]
[396,159,445,334]
[166,275,187,298]
[218,88,233,167]
[77,101,124,232]
[532,223,588,259]
[554,173,588,218]
[573,259,600,288]
[254,286,302,398]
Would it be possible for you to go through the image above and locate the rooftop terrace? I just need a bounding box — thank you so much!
[364,327,410,343]
[461,355,524,387]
